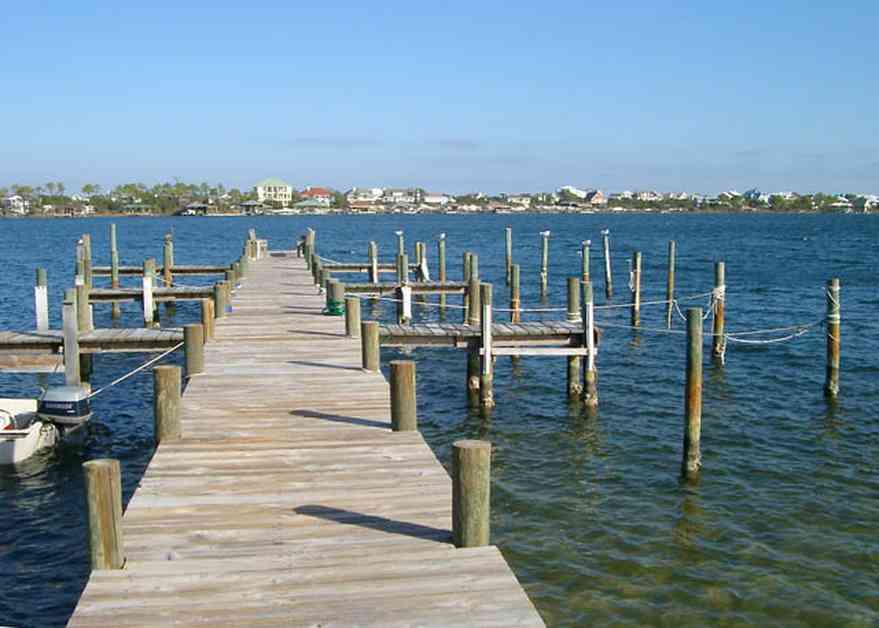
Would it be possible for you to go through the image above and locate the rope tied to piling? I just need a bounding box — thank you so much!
[87,342,184,400]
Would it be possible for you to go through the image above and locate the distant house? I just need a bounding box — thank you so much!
[293,199,329,211]
[507,195,532,208]
[178,202,209,216]
[635,191,662,202]
[346,187,384,204]
[382,188,421,205]
[2,195,30,215]
[300,186,334,206]
[559,186,588,199]
[584,190,607,206]
[255,177,293,205]
[423,193,451,206]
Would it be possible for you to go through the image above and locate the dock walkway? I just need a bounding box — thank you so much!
[69,251,543,626]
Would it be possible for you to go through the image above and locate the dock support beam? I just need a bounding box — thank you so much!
[631,251,642,327]
[480,283,494,410]
[510,264,521,323]
[201,298,214,341]
[824,278,840,398]
[712,261,726,358]
[345,296,361,337]
[581,240,591,283]
[83,459,125,570]
[602,230,613,299]
[567,277,582,399]
[63,290,81,386]
[452,440,491,548]
[361,321,380,371]
[438,235,447,314]
[154,365,182,444]
[582,281,598,408]
[214,282,228,319]
[539,230,550,297]
[184,324,204,377]
[35,268,49,332]
[666,240,676,329]
[505,226,512,285]
[390,360,417,431]
[683,308,703,478]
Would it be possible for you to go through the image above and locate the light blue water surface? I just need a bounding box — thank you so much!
[0,214,876,627]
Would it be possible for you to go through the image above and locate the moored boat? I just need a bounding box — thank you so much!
[0,399,59,465]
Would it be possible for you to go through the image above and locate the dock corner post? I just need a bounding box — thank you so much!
[504,226,513,285]
[35,268,49,332]
[711,261,726,359]
[631,251,642,327]
[62,290,81,386]
[510,264,521,323]
[582,281,598,408]
[345,296,361,337]
[184,324,204,377]
[567,277,583,399]
[539,230,550,297]
[666,240,676,329]
[437,235,447,314]
[200,298,214,342]
[390,360,417,431]
[82,458,124,570]
[153,365,182,444]
[361,321,380,371]
[213,282,228,319]
[824,278,841,398]
[479,283,495,410]
[452,439,491,548]
[602,230,613,299]
[683,308,703,478]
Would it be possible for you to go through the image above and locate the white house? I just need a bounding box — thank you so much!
[558,186,588,199]
[255,177,293,205]
[2,195,29,215]
[507,195,532,208]
[423,193,451,206]
[346,187,384,204]
[382,188,420,205]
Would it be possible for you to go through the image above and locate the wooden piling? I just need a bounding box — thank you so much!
[345,296,361,337]
[463,252,472,322]
[539,231,550,296]
[505,226,512,285]
[468,278,481,326]
[712,261,725,358]
[398,253,409,285]
[510,264,521,323]
[581,240,591,283]
[110,225,120,318]
[438,235,447,313]
[184,324,204,376]
[361,321,380,371]
[602,230,613,299]
[76,283,92,332]
[35,268,49,332]
[142,258,156,326]
[824,278,840,398]
[631,251,642,327]
[666,240,676,329]
[153,365,182,444]
[62,290,81,386]
[200,298,214,341]
[683,308,703,477]
[567,277,583,398]
[466,338,480,407]
[163,234,174,288]
[390,360,417,432]
[582,281,598,407]
[479,283,495,409]
[368,241,378,284]
[396,231,405,257]
[452,440,491,548]
[82,233,93,289]
[214,282,228,319]
[327,280,345,316]
[82,459,124,570]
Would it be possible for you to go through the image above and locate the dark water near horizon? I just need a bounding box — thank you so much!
[0,214,876,627]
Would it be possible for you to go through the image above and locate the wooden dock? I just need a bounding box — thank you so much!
[91,265,229,276]
[380,321,583,347]
[0,328,183,354]
[88,286,215,303]
[69,251,544,627]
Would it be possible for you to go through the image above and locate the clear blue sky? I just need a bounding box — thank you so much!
[2,1,876,194]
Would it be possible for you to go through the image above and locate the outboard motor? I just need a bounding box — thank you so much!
[37,386,92,426]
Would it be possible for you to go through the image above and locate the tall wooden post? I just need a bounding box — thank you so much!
[76,283,92,332]
[602,230,613,299]
[345,296,361,337]
[110,224,120,318]
[466,338,480,407]
[396,231,404,256]
[666,240,676,329]
[567,277,582,398]
[479,283,495,410]
[213,282,228,319]
[184,324,204,377]
[63,290,81,386]
[200,298,214,341]
[368,241,378,284]
[582,281,598,407]
[510,264,521,323]
[539,230,550,296]
[397,253,409,285]
[390,361,417,432]
[683,308,703,477]
[505,226,512,285]
[824,278,840,398]
[35,268,49,332]
[581,240,591,283]
[82,459,124,570]
[631,251,642,327]
[712,262,726,358]
[467,278,481,326]
[361,321,380,371]
[463,252,472,322]
[142,258,155,326]
[82,233,93,289]
[163,234,174,288]
[452,440,491,548]
[154,365,182,444]
[438,235,447,314]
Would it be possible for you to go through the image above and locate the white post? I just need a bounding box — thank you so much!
[401,286,412,323]
[143,275,154,325]
[35,288,49,332]
[481,297,492,377]
[419,255,430,281]
[586,295,596,373]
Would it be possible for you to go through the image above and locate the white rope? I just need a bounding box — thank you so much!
[88,342,184,399]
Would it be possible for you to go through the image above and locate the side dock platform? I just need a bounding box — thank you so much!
[68,251,544,627]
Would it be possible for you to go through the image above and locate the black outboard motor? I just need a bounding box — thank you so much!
[37,386,92,426]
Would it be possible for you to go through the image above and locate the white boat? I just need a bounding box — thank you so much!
[0,399,59,465]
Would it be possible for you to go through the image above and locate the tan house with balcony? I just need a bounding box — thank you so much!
[255,177,293,205]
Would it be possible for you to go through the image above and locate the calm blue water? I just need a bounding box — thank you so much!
[1,214,877,627]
